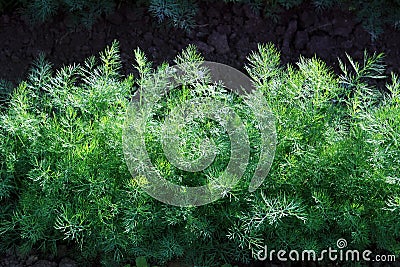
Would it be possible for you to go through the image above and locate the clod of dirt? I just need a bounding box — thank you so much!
[207,30,230,54]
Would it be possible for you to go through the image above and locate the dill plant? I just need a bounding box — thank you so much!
[149,0,198,30]
[0,41,134,262]
[238,44,400,259]
[19,0,116,28]
[0,41,400,266]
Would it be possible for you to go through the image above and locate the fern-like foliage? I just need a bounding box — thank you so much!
[149,0,197,30]
[338,51,386,114]
[19,0,115,28]
[1,42,400,265]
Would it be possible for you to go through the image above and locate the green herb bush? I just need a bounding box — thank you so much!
[21,0,116,28]
[1,41,400,266]
[148,0,198,30]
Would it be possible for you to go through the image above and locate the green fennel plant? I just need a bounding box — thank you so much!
[1,41,400,266]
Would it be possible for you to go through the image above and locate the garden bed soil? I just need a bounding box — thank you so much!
[0,1,400,86]
[1,1,400,266]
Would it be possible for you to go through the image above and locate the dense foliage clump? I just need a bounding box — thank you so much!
[1,41,400,266]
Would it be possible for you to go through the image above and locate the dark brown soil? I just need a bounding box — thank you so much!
[1,1,400,266]
[1,1,400,87]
